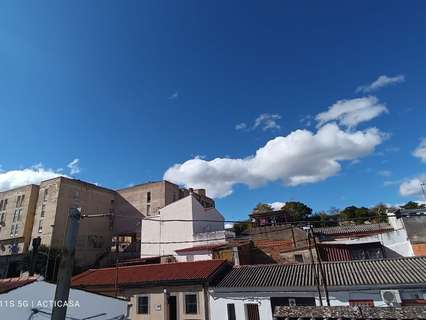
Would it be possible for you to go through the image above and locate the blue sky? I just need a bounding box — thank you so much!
[1,1,426,220]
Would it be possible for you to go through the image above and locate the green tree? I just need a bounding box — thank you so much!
[401,201,425,209]
[281,201,312,221]
[370,203,390,223]
[232,220,252,236]
[252,203,273,214]
[339,206,373,224]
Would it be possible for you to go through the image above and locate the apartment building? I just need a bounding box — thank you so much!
[30,177,116,269]
[0,185,39,277]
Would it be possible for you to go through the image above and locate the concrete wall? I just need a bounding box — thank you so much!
[0,280,127,320]
[126,285,207,320]
[30,177,116,268]
[0,184,39,256]
[140,195,225,258]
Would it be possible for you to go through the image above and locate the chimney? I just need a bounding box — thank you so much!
[232,246,240,266]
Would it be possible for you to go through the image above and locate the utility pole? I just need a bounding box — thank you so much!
[51,208,81,320]
[310,226,330,306]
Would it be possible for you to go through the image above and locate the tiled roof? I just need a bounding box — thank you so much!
[72,260,228,287]
[0,276,38,294]
[175,243,227,253]
[313,223,393,236]
[216,257,426,289]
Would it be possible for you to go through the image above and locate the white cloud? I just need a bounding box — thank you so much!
[253,113,281,131]
[356,74,405,93]
[168,91,179,100]
[0,165,65,192]
[235,123,247,130]
[413,138,426,163]
[270,202,286,211]
[399,174,426,197]
[67,158,81,175]
[236,113,282,132]
[315,96,388,129]
[164,123,385,198]
[378,170,392,177]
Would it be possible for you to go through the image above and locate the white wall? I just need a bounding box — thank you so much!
[140,195,225,258]
[209,294,272,320]
[0,280,127,320]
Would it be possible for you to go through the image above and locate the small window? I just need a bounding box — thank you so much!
[19,195,25,207]
[137,296,149,314]
[147,191,151,203]
[0,212,4,223]
[3,199,7,210]
[14,224,19,236]
[16,195,21,206]
[294,254,304,263]
[38,219,43,233]
[10,224,15,237]
[288,298,296,306]
[227,303,236,320]
[43,188,49,201]
[187,255,194,262]
[41,204,46,218]
[185,293,198,314]
[146,204,150,215]
[17,208,22,221]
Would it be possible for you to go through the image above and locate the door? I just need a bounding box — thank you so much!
[169,296,177,320]
[245,303,260,320]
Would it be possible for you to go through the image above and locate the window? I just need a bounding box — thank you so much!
[43,188,48,201]
[349,300,374,307]
[17,208,22,221]
[10,224,15,237]
[137,296,149,314]
[185,293,198,314]
[146,191,151,203]
[19,195,25,207]
[245,304,260,320]
[41,204,46,218]
[146,204,150,215]
[186,255,194,262]
[0,212,4,223]
[294,254,304,263]
[3,199,7,210]
[38,219,43,233]
[227,303,236,320]
[14,224,18,236]
[288,298,296,306]
[16,195,21,207]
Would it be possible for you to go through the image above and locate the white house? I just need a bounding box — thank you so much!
[0,275,128,319]
[140,193,231,259]
[209,257,426,320]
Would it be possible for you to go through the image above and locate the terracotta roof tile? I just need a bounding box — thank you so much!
[72,260,227,287]
[0,276,38,294]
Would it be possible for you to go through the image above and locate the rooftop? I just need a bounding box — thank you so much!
[274,306,426,320]
[313,223,393,236]
[215,257,426,290]
[0,276,38,294]
[175,243,228,253]
[72,260,229,288]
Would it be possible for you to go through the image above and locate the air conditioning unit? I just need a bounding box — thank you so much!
[380,290,401,306]
[288,298,296,307]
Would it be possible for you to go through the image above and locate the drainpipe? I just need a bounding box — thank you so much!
[203,284,210,320]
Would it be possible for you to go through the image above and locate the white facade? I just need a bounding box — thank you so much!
[140,194,226,258]
[0,278,128,320]
[209,288,426,320]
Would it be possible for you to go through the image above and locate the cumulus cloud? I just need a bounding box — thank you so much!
[356,75,405,93]
[0,165,65,192]
[413,138,426,163]
[399,174,426,197]
[235,113,282,132]
[164,123,385,198]
[315,96,387,129]
[67,158,81,175]
[270,202,286,211]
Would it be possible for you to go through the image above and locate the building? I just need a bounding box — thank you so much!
[209,257,426,320]
[0,275,128,319]
[30,177,117,269]
[140,192,229,259]
[0,184,39,277]
[71,259,231,320]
